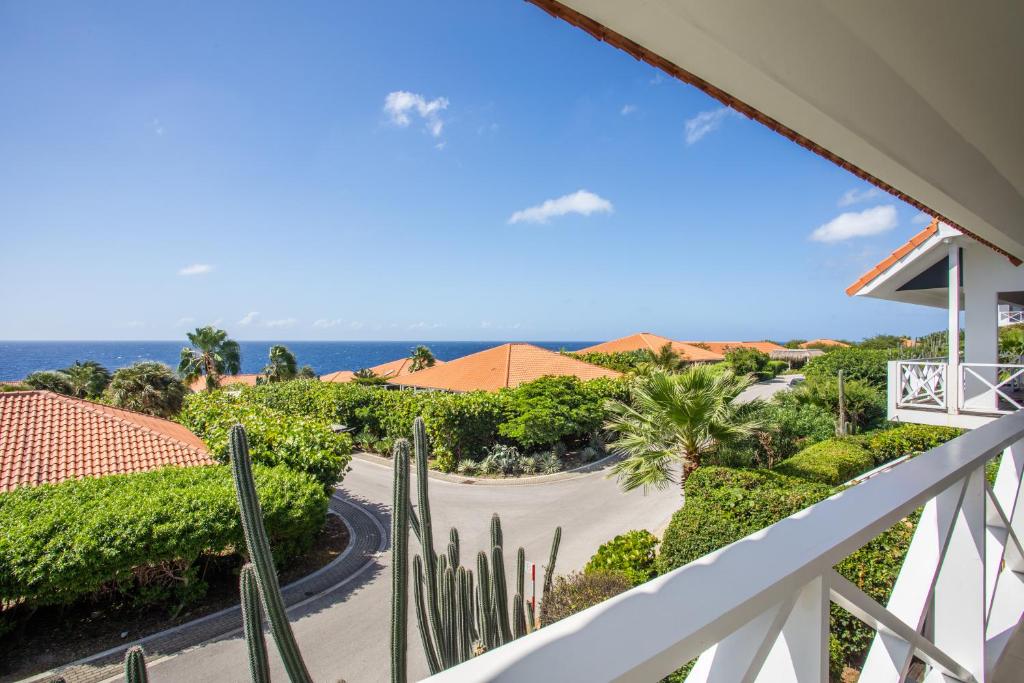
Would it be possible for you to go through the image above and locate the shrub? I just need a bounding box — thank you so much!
[480,444,530,476]
[803,347,890,388]
[537,450,562,474]
[788,375,885,432]
[719,395,836,468]
[456,459,478,475]
[0,464,326,609]
[564,350,651,373]
[433,447,457,473]
[774,438,875,485]
[24,370,74,395]
[421,391,504,460]
[540,570,633,626]
[866,423,962,466]
[585,530,659,586]
[498,376,606,450]
[766,359,788,376]
[178,390,351,491]
[105,362,187,418]
[724,347,771,378]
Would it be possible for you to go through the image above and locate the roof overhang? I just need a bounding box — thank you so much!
[527,0,1024,261]
[852,221,959,308]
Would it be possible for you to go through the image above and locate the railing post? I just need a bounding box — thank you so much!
[932,467,986,681]
[948,242,961,415]
[888,360,899,415]
[754,576,829,682]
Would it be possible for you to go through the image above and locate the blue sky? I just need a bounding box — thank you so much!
[0,1,945,342]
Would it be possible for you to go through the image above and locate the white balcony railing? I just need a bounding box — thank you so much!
[961,363,1024,415]
[425,412,1024,682]
[896,359,948,410]
[999,311,1024,326]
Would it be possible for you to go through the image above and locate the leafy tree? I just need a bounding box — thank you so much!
[498,375,605,450]
[803,347,890,388]
[723,347,771,377]
[352,368,387,386]
[263,345,298,383]
[788,375,885,433]
[408,345,437,372]
[604,366,761,495]
[1000,325,1024,362]
[178,326,241,392]
[858,334,908,350]
[297,365,318,379]
[646,343,687,373]
[105,362,187,418]
[62,360,112,398]
[24,370,75,395]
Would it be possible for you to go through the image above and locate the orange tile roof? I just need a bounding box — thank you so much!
[846,219,940,296]
[188,373,261,392]
[575,333,724,362]
[800,339,850,348]
[320,357,447,383]
[681,341,786,355]
[388,343,620,392]
[0,391,213,492]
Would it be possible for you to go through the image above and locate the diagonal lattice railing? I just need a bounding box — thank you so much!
[424,412,1024,682]
[897,360,948,410]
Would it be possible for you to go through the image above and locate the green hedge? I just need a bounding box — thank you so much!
[803,347,891,388]
[866,423,962,465]
[585,530,659,586]
[564,350,651,373]
[0,464,327,609]
[658,466,915,676]
[774,438,875,485]
[178,390,352,491]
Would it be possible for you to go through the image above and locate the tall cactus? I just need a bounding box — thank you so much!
[240,563,271,683]
[123,646,148,683]
[390,417,562,680]
[229,424,314,683]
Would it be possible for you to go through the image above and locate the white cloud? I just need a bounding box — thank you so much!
[620,104,638,116]
[838,187,882,207]
[810,205,899,243]
[175,317,195,327]
[266,318,297,328]
[384,91,449,138]
[349,321,365,330]
[239,311,260,325]
[508,189,614,225]
[911,211,933,226]
[313,318,342,328]
[178,263,213,276]
[152,118,165,136]
[684,107,733,145]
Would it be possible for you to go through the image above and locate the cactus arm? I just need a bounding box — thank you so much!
[512,594,527,639]
[489,513,502,551]
[240,564,271,683]
[229,425,313,683]
[490,545,512,645]
[456,566,473,662]
[448,527,460,569]
[515,547,525,604]
[390,439,411,683]
[413,418,444,663]
[538,526,562,626]
[526,599,536,634]
[123,646,149,683]
[475,551,494,649]
[413,555,442,675]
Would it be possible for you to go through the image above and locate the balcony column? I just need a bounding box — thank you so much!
[948,242,961,415]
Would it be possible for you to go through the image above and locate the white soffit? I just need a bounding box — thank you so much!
[537,0,1024,258]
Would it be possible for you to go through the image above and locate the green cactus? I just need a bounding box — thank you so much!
[229,425,313,683]
[390,417,562,679]
[123,646,148,683]
[539,526,562,627]
[240,563,271,683]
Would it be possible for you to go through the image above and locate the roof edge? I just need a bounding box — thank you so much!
[845,220,940,296]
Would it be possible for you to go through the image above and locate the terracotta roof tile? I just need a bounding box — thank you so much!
[0,391,212,492]
[846,219,940,296]
[320,370,356,383]
[388,343,620,392]
[799,339,850,348]
[680,341,787,355]
[320,357,446,383]
[188,373,262,393]
[575,333,725,362]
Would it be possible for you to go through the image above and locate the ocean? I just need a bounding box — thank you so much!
[0,341,595,381]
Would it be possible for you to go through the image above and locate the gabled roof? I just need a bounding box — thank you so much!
[388,343,620,392]
[681,341,786,355]
[846,219,941,296]
[0,391,213,492]
[189,373,261,393]
[320,357,447,384]
[575,333,724,362]
[799,339,850,348]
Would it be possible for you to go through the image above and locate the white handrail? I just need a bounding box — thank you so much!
[424,412,1024,682]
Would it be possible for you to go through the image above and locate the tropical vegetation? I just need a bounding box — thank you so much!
[178,326,242,392]
[408,344,436,372]
[263,344,298,383]
[104,361,188,418]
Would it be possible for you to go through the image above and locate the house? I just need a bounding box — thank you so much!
[681,340,786,355]
[387,343,619,392]
[575,332,724,362]
[425,3,1024,682]
[848,219,1024,429]
[0,390,213,492]
[799,339,850,349]
[188,373,261,393]
[320,357,447,383]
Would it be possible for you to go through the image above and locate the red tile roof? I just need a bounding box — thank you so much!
[846,219,940,296]
[320,357,446,383]
[800,339,850,348]
[575,333,725,362]
[320,370,356,383]
[388,343,620,392]
[188,373,261,393]
[680,341,786,355]
[0,391,212,492]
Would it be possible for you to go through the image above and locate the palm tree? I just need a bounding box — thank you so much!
[604,366,760,496]
[646,343,687,373]
[178,326,241,392]
[352,368,387,386]
[297,365,318,379]
[408,345,437,372]
[105,362,187,418]
[62,360,112,398]
[263,345,298,383]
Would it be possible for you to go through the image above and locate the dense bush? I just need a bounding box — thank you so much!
[585,530,659,586]
[564,350,651,373]
[788,375,885,432]
[540,570,633,626]
[0,464,326,610]
[774,438,875,485]
[724,347,772,378]
[178,390,351,491]
[766,359,788,376]
[866,423,962,465]
[422,391,504,459]
[658,465,914,676]
[498,376,607,450]
[720,395,836,468]
[24,370,74,395]
[803,347,890,388]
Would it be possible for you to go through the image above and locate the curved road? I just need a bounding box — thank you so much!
[140,377,798,683]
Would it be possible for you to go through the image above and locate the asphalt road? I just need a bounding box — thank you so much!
[141,377,797,683]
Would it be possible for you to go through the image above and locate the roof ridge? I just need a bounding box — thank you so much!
[846,219,942,296]
[43,390,208,456]
[504,344,513,388]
